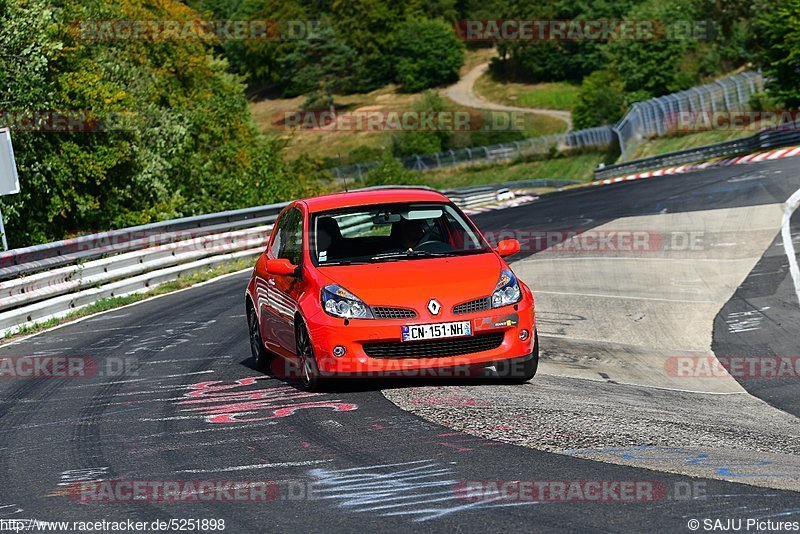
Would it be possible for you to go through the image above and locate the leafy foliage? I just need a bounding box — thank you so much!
[393,19,465,93]
[0,0,318,247]
[362,153,421,187]
[572,70,628,130]
[751,0,800,107]
[279,24,363,109]
[391,92,454,157]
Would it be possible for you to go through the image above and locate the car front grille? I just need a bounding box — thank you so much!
[372,306,418,320]
[363,332,505,359]
[452,296,492,315]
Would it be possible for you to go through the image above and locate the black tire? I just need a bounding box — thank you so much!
[247,302,273,372]
[494,331,539,383]
[295,319,326,392]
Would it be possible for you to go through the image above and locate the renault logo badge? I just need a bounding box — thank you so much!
[427,299,441,315]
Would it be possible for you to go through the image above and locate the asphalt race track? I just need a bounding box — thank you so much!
[1,157,799,532]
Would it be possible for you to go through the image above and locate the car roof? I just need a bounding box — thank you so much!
[301,188,450,213]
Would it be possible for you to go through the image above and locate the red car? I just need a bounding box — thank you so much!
[245,188,538,390]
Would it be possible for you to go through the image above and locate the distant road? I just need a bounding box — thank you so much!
[444,63,573,130]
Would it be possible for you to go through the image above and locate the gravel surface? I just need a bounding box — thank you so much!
[383,373,800,490]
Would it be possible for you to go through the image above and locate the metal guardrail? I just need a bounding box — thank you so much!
[595,118,800,180]
[0,226,271,312]
[0,202,288,278]
[0,184,533,336]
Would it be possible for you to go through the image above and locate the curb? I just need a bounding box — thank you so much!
[590,146,800,187]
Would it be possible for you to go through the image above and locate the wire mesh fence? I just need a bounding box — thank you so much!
[613,71,764,158]
[328,71,764,181]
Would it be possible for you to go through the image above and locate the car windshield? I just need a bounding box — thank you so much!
[312,202,489,265]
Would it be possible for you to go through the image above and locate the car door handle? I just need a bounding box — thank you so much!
[267,279,276,287]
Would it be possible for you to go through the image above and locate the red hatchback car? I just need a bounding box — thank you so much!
[245,188,538,390]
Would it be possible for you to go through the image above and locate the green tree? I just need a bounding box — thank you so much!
[572,70,628,128]
[752,0,800,107]
[279,24,362,109]
[191,0,308,88]
[329,0,403,90]
[0,0,316,247]
[605,0,712,96]
[487,0,643,83]
[393,19,465,92]
[363,153,420,187]
[391,91,454,157]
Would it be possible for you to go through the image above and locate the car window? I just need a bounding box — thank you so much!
[278,208,303,265]
[312,202,487,265]
[268,209,291,258]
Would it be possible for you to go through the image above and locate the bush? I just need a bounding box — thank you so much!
[0,0,315,247]
[391,92,453,157]
[605,0,710,96]
[393,19,464,93]
[573,70,628,129]
[279,24,363,108]
[751,0,800,108]
[362,154,421,187]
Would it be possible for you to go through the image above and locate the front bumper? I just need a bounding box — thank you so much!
[304,296,536,377]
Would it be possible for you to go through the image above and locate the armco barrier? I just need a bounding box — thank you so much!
[0,249,263,334]
[0,184,536,336]
[0,204,287,279]
[0,226,271,312]
[594,119,800,181]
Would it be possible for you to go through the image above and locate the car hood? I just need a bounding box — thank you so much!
[318,253,504,312]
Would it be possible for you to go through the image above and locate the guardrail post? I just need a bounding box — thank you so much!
[645,98,669,134]
[715,80,732,110]
[733,77,744,108]
[707,85,718,112]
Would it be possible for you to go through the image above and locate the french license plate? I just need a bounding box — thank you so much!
[401,321,472,342]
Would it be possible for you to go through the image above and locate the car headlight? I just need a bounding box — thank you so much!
[491,269,522,308]
[321,284,374,319]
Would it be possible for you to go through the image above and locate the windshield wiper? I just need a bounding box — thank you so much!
[369,250,456,261]
[319,259,373,266]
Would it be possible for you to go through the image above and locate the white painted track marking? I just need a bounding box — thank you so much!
[781,187,800,306]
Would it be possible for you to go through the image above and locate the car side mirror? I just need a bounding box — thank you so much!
[496,239,521,258]
[266,258,298,276]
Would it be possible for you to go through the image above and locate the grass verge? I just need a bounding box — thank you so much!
[409,150,609,190]
[474,76,580,111]
[3,257,254,343]
[627,129,755,160]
